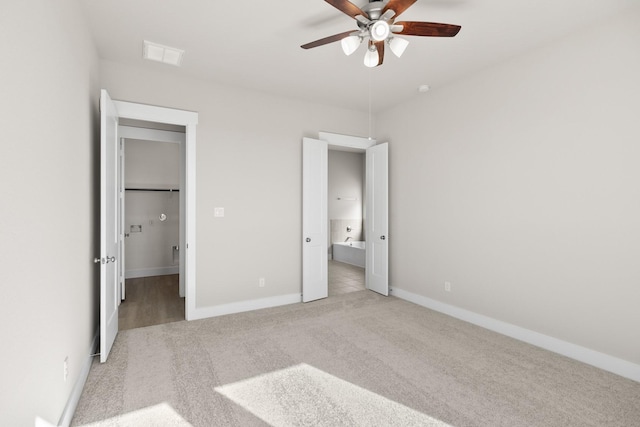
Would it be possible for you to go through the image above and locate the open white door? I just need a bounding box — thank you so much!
[302,137,328,302]
[98,90,120,363]
[366,143,389,296]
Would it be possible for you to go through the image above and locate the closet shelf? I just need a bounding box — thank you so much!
[125,188,179,192]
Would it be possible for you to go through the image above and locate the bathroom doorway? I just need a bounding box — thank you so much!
[328,149,366,296]
[302,132,388,302]
[119,122,185,330]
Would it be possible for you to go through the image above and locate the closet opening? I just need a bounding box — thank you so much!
[118,119,186,330]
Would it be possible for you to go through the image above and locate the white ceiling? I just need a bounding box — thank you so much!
[80,0,635,112]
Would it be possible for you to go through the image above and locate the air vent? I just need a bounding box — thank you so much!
[142,40,184,66]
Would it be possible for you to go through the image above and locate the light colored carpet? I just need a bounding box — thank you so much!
[72,291,640,426]
[215,364,449,426]
[78,403,191,427]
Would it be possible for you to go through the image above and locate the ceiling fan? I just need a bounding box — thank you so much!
[301,0,461,67]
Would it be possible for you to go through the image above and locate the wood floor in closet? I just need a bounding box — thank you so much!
[118,274,185,331]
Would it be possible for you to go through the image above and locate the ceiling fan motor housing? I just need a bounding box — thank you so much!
[362,0,387,20]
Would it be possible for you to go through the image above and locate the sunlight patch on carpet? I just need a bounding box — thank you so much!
[215,364,450,426]
[79,402,191,426]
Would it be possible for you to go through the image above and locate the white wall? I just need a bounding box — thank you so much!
[376,6,640,365]
[0,1,99,425]
[125,140,180,277]
[100,60,369,308]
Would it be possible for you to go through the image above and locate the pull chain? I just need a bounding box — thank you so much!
[368,69,373,139]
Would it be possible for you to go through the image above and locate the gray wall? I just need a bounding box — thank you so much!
[0,0,99,425]
[328,150,364,221]
[124,140,180,277]
[376,6,640,365]
[328,150,365,249]
[125,139,180,189]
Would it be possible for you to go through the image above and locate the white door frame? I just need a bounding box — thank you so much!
[111,99,198,320]
[118,137,125,300]
[118,126,187,297]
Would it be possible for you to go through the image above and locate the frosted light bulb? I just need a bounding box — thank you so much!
[364,47,379,67]
[341,36,361,56]
[389,37,409,57]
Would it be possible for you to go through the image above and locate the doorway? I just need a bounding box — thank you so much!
[119,125,185,329]
[302,132,388,303]
[99,90,198,362]
[328,149,366,296]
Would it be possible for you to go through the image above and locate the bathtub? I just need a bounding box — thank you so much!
[332,241,365,268]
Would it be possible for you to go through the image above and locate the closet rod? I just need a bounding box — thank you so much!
[125,188,179,192]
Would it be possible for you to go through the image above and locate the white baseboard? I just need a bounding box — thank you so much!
[125,266,179,279]
[390,287,640,383]
[189,293,302,321]
[57,329,99,426]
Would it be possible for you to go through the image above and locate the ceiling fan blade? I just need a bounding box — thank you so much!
[382,0,417,19]
[325,0,367,20]
[393,21,461,37]
[375,41,385,66]
[301,30,356,49]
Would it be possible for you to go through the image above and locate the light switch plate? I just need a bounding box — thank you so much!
[214,207,225,217]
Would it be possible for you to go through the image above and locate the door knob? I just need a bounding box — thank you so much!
[94,257,104,264]
[306,237,311,242]
[107,256,116,263]
[380,235,386,240]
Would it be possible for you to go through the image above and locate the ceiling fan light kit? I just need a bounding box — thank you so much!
[388,37,409,57]
[302,0,461,67]
[341,35,361,55]
[364,45,380,68]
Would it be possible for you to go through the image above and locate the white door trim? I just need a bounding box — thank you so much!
[112,99,198,320]
[118,126,187,297]
[118,126,186,144]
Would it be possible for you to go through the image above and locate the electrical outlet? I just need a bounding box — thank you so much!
[444,281,452,292]
[259,277,265,287]
[63,357,69,382]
